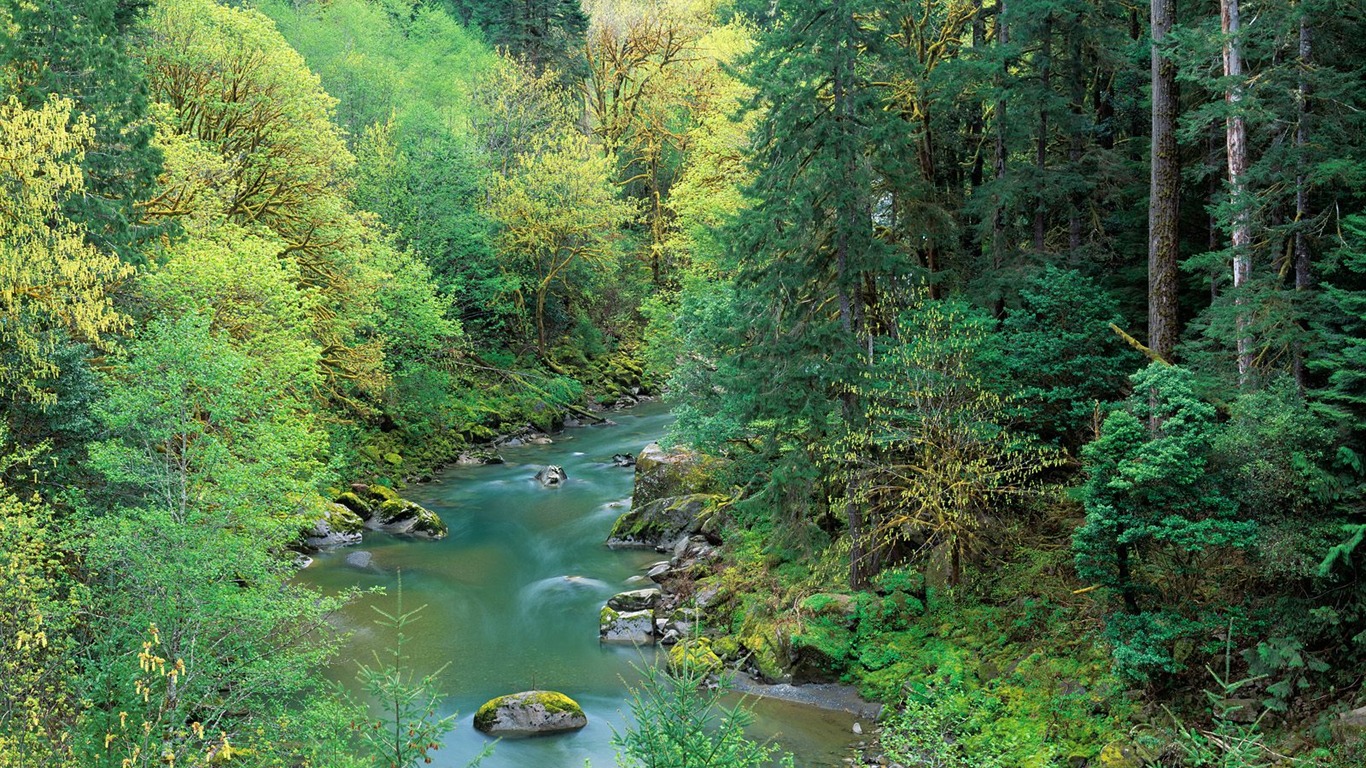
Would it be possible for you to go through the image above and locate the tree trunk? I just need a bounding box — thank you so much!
[1148,0,1181,361]
[1034,13,1052,254]
[991,0,1009,319]
[1293,9,1312,392]
[1222,0,1252,382]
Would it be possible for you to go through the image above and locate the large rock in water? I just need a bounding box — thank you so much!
[632,443,713,508]
[600,606,656,644]
[370,499,448,539]
[535,465,568,487]
[302,503,365,549]
[473,691,587,736]
[607,494,711,550]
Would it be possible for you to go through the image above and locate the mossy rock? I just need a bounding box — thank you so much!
[365,484,400,503]
[472,690,587,736]
[800,593,858,626]
[383,452,403,466]
[632,443,721,509]
[325,503,366,535]
[1096,741,1146,768]
[606,494,712,549]
[789,621,854,683]
[373,499,448,539]
[334,491,373,520]
[739,619,790,683]
[669,638,723,675]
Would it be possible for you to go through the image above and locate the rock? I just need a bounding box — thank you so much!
[1220,697,1260,724]
[345,551,373,569]
[789,621,854,683]
[457,449,505,466]
[528,436,554,445]
[608,588,662,612]
[612,453,636,468]
[334,491,373,520]
[473,691,587,737]
[1096,741,1145,768]
[600,606,655,644]
[800,593,859,627]
[669,638,722,674]
[294,554,313,569]
[607,494,712,550]
[365,484,401,504]
[535,465,568,488]
[632,443,715,508]
[1333,705,1366,743]
[647,563,672,583]
[371,499,448,539]
[303,503,366,549]
[852,722,862,735]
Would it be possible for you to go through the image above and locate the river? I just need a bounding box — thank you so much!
[297,402,863,767]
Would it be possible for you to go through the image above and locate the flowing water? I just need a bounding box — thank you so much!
[298,403,863,767]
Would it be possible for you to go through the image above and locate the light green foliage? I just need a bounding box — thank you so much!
[612,657,794,768]
[0,96,132,407]
[76,311,349,765]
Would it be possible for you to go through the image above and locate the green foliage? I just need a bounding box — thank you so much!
[999,267,1141,450]
[352,579,484,768]
[1075,363,1255,682]
[612,656,794,768]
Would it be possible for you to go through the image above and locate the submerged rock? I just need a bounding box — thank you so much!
[345,550,373,569]
[473,691,587,736]
[535,465,568,487]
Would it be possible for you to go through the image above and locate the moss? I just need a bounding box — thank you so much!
[524,690,583,715]
[366,484,400,503]
[378,499,411,521]
[670,638,722,674]
[326,504,365,534]
[600,605,621,625]
[334,492,371,517]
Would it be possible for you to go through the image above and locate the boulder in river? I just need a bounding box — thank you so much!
[456,449,505,466]
[600,605,656,644]
[535,465,568,487]
[345,550,374,569]
[632,443,716,508]
[370,499,448,539]
[606,494,712,550]
[611,453,636,468]
[302,503,365,549]
[607,588,661,612]
[473,691,587,736]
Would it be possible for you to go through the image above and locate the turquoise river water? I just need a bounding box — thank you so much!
[297,402,861,767]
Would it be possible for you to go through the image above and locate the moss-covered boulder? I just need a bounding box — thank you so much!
[632,443,717,508]
[789,620,854,683]
[334,491,373,520]
[669,638,723,675]
[739,621,791,683]
[302,503,365,549]
[365,484,401,504]
[606,494,712,550]
[599,605,655,644]
[372,499,448,539]
[472,691,587,737]
[800,593,858,627]
[1096,741,1146,768]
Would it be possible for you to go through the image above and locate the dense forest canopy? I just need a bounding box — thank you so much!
[1,0,1365,765]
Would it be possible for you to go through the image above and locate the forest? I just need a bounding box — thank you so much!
[1,0,1365,765]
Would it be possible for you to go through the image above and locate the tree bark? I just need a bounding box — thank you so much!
[991,0,1009,319]
[1293,9,1313,392]
[1034,13,1052,254]
[1148,0,1181,361]
[1222,0,1252,382]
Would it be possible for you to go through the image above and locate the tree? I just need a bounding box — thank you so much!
[0,0,163,263]
[612,654,794,768]
[1074,363,1254,681]
[484,129,635,357]
[1149,0,1181,361]
[0,96,132,408]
